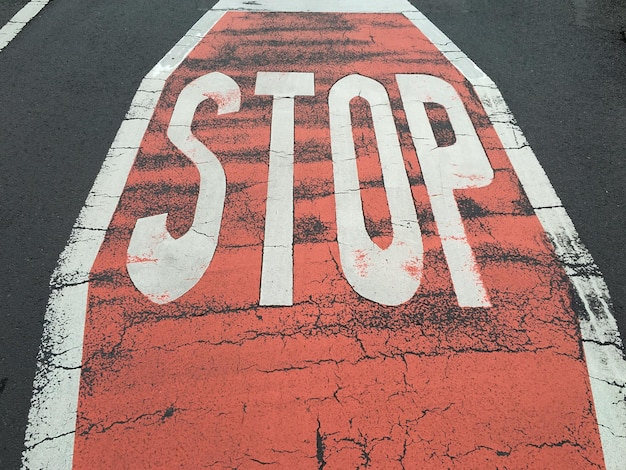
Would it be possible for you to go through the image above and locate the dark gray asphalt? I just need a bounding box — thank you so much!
[0,1,624,468]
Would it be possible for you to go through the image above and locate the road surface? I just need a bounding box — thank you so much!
[0,1,624,468]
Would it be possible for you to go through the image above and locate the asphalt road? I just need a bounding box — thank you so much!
[0,1,624,468]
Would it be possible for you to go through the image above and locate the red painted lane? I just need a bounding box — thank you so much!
[74,13,603,468]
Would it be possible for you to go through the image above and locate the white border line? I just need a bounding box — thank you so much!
[0,0,51,53]
[400,10,626,469]
[20,10,225,470]
[22,1,626,469]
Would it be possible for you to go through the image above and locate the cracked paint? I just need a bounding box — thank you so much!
[31,10,613,470]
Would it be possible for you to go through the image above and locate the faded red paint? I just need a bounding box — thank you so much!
[74,12,604,469]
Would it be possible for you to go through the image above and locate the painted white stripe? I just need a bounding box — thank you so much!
[20,10,225,470]
[402,9,626,469]
[0,0,50,53]
[22,1,626,469]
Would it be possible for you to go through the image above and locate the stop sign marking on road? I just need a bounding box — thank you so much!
[23,1,626,469]
[127,71,492,309]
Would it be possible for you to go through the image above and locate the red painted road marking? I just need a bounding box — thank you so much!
[80,12,602,468]
[23,2,626,469]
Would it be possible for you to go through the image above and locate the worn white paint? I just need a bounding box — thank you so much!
[536,206,626,470]
[20,10,226,470]
[329,74,423,306]
[402,9,626,468]
[127,72,240,304]
[22,1,626,469]
[397,74,493,308]
[0,0,50,53]
[256,72,315,306]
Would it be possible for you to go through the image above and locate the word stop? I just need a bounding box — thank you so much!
[127,72,494,308]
